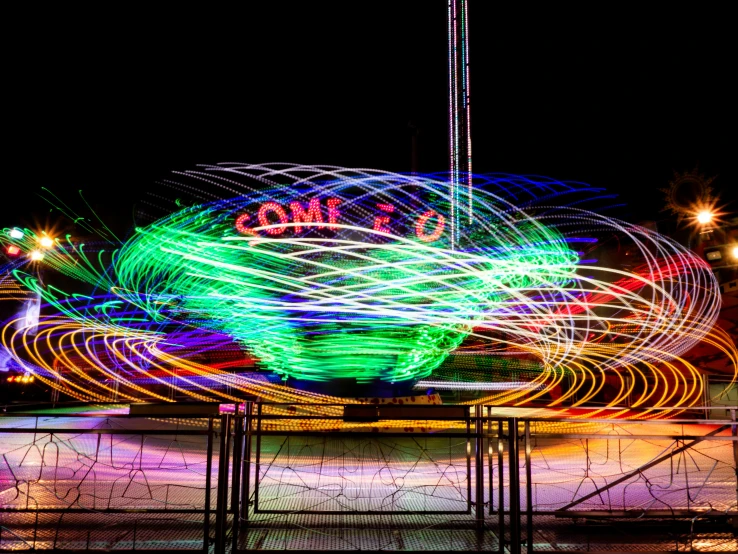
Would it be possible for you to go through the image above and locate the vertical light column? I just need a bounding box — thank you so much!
[448,0,472,249]
[462,0,472,222]
[447,0,458,248]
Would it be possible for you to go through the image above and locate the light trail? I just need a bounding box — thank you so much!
[1,164,734,424]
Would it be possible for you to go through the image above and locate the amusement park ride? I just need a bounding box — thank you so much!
[0,0,736,420]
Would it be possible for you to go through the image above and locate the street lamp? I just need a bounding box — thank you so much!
[696,210,714,225]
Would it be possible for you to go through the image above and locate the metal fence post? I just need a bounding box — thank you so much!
[231,407,243,552]
[498,419,505,554]
[730,408,738,512]
[254,402,262,513]
[204,417,214,552]
[475,404,485,529]
[241,400,253,523]
[524,419,533,554]
[215,413,230,554]
[487,406,493,516]
[466,408,473,511]
[508,417,521,554]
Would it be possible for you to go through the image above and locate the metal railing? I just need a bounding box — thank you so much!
[2,404,737,553]
[0,411,229,552]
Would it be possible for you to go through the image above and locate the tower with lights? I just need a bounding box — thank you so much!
[448,0,472,248]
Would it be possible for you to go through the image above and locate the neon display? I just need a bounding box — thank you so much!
[289,198,325,233]
[415,210,445,242]
[373,202,395,233]
[257,201,289,235]
[235,213,255,235]
[326,197,341,228]
[237,199,448,242]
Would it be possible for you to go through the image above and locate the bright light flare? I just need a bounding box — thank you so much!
[39,236,54,248]
[696,210,714,225]
[29,250,44,261]
[9,228,24,239]
[732,245,738,260]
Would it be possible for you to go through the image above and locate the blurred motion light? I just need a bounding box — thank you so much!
[39,236,54,248]
[9,228,24,239]
[29,250,44,261]
[7,245,20,256]
[5,375,34,384]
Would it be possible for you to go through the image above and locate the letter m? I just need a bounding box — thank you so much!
[289,198,325,233]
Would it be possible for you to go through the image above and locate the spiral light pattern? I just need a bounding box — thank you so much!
[1,164,735,422]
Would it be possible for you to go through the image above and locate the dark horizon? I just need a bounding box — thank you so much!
[4,3,734,230]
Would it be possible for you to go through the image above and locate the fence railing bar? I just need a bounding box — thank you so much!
[558,424,731,512]
[523,433,738,441]
[524,419,533,554]
[231,407,243,553]
[203,416,214,553]
[474,405,484,529]
[497,419,505,554]
[508,417,521,554]
[0,428,210,435]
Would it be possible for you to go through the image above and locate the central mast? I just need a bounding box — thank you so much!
[448,0,472,248]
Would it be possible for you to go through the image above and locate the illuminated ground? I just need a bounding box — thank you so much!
[1,404,737,551]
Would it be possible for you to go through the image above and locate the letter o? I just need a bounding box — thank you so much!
[258,202,289,235]
[415,210,445,242]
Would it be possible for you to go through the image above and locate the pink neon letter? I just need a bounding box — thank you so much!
[373,203,395,233]
[415,210,445,242]
[258,202,289,235]
[327,198,341,228]
[289,198,325,233]
[235,213,257,235]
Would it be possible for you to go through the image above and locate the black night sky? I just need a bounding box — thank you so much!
[4,3,735,232]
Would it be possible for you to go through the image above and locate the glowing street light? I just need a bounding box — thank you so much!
[696,210,714,225]
[39,236,54,248]
[696,211,714,225]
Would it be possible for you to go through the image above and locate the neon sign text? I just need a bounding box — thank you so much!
[235,197,447,242]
